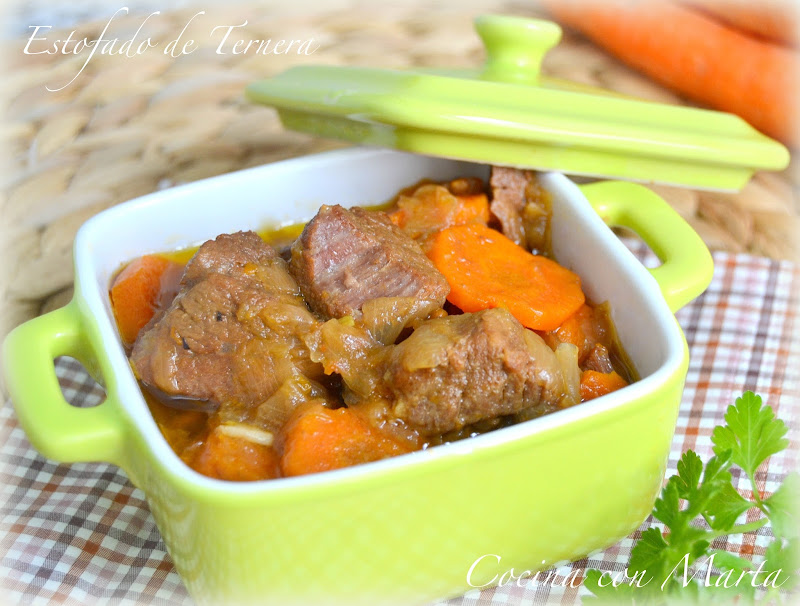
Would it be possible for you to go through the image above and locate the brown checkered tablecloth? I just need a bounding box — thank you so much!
[1,243,798,605]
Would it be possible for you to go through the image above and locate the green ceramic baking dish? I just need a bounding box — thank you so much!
[3,147,713,605]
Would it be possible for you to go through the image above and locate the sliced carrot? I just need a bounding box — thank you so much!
[542,303,609,362]
[146,395,209,455]
[543,0,800,145]
[580,370,628,401]
[543,304,588,353]
[427,223,585,331]
[453,193,491,225]
[388,210,403,227]
[190,426,281,482]
[389,184,489,240]
[110,255,181,345]
[279,402,411,477]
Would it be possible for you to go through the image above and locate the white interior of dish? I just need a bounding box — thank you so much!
[74,148,685,492]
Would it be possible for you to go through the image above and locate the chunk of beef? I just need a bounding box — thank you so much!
[385,308,563,436]
[489,166,551,253]
[183,231,278,284]
[131,231,322,410]
[289,205,449,319]
[490,166,529,246]
[584,343,615,374]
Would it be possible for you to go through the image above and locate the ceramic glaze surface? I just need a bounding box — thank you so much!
[3,148,711,605]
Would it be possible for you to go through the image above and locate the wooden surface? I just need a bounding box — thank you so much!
[2,0,798,341]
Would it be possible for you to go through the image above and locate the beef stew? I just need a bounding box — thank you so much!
[110,168,636,482]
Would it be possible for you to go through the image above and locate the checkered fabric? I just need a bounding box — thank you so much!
[2,245,798,606]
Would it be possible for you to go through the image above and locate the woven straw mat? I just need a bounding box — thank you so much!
[2,0,799,346]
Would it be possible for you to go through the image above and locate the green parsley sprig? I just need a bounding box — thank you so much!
[584,392,799,604]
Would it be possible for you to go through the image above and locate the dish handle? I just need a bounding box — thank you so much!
[579,181,713,313]
[2,301,126,466]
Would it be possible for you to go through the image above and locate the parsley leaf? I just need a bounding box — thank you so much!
[711,392,789,479]
[763,472,800,540]
[582,569,640,604]
[705,482,752,530]
[674,450,704,500]
[583,392,792,604]
[763,537,800,592]
[628,527,668,577]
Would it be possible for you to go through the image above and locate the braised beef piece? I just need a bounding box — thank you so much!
[585,343,615,374]
[289,204,449,319]
[182,231,278,284]
[490,167,529,246]
[131,231,322,409]
[384,308,563,436]
[489,166,551,253]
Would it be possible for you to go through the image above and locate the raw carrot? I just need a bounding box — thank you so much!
[683,0,799,47]
[110,255,180,344]
[190,426,281,482]
[427,223,585,331]
[580,370,628,401]
[279,402,411,477]
[543,0,800,145]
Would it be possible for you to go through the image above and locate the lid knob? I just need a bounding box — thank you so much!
[476,15,561,85]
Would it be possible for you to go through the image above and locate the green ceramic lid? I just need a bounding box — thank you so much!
[246,15,789,191]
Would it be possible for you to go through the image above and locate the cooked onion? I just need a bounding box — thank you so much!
[255,373,327,432]
[361,297,440,345]
[217,423,274,446]
[303,319,391,401]
[555,342,581,407]
[522,329,561,393]
[393,318,454,371]
[253,257,302,297]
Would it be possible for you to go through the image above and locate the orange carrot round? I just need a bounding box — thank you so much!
[544,0,800,145]
[452,193,491,225]
[580,370,628,401]
[110,255,181,345]
[543,304,589,353]
[427,223,585,331]
[389,184,490,238]
[191,426,280,482]
[279,403,410,477]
